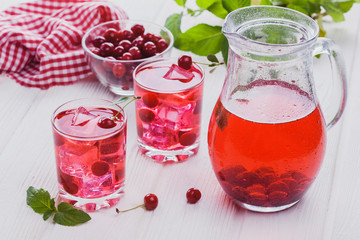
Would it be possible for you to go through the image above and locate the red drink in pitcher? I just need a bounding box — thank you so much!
[52,99,127,211]
[208,80,326,210]
[134,58,204,162]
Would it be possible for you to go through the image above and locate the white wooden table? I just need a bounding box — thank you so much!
[1,1,360,239]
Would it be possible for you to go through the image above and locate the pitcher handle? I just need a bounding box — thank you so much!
[313,38,347,129]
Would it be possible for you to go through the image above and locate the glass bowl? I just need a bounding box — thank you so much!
[82,19,174,96]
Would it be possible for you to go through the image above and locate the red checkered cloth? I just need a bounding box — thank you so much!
[0,0,128,89]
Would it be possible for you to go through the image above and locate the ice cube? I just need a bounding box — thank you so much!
[81,173,114,198]
[72,106,98,126]
[58,142,98,177]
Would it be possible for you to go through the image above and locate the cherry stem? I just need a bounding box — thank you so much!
[193,61,224,67]
[113,96,141,120]
[116,203,144,213]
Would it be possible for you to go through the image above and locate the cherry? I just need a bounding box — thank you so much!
[91,161,110,176]
[121,52,133,60]
[98,117,116,128]
[99,42,115,57]
[142,41,157,57]
[116,193,158,213]
[92,35,106,48]
[119,40,132,51]
[179,132,197,146]
[89,47,100,55]
[132,36,145,48]
[143,33,156,42]
[122,30,135,41]
[113,45,125,58]
[139,108,155,122]
[128,46,142,59]
[144,194,158,210]
[178,55,192,70]
[104,28,119,43]
[142,93,159,108]
[113,63,126,77]
[186,188,201,204]
[131,24,145,37]
[156,39,169,52]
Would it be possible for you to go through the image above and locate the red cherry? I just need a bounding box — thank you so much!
[92,35,105,48]
[142,93,159,108]
[186,188,201,204]
[119,40,132,51]
[132,36,145,49]
[128,46,142,59]
[122,30,135,41]
[179,132,197,146]
[178,55,192,70]
[102,56,116,71]
[144,193,158,210]
[89,47,100,55]
[139,108,155,123]
[99,42,115,57]
[143,33,155,42]
[98,117,116,128]
[91,161,110,176]
[104,28,120,43]
[121,52,133,60]
[142,41,157,57]
[113,45,125,58]
[131,24,145,37]
[116,193,158,213]
[113,63,126,78]
[156,39,169,53]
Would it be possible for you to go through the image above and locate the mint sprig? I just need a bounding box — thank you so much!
[26,186,91,226]
[166,0,358,62]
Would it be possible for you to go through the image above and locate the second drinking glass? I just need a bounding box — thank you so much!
[134,58,204,162]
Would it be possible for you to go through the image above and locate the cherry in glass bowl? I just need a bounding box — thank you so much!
[82,20,174,96]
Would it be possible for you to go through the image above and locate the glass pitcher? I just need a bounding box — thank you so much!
[207,6,347,212]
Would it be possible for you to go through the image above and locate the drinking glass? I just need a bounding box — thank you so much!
[134,58,204,162]
[52,98,127,211]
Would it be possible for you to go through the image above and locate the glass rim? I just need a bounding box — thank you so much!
[133,58,205,94]
[51,98,127,141]
[81,19,174,64]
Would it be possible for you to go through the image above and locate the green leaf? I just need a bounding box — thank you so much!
[53,202,91,226]
[43,210,55,221]
[322,2,345,22]
[286,4,308,15]
[196,0,228,18]
[165,13,183,40]
[174,0,186,6]
[175,24,225,56]
[337,1,354,13]
[222,0,251,12]
[260,0,272,5]
[26,187,56,215]
[221,38,229,65]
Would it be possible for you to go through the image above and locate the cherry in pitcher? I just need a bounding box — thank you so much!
[208,6,347,212]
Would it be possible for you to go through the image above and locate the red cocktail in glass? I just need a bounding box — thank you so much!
[52,99,127,211]
[134,58,204,162]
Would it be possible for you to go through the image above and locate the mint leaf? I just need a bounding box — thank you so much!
[26,186,56,214]
[43,210,55,221]
[165,13,183,40]
[175,24,225,56]
[174,0,186,6]
[53,202,91,226]
[196,0,228,18]
[323,2,345,22]
[222,0,251,12]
